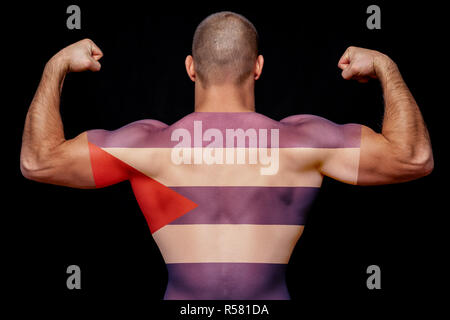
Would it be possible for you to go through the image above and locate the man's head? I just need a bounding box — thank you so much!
[186,11,263,88]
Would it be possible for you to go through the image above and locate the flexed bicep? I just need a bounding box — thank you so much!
[356,125,430,185]
[21,129,131,189]
[320,124,430,186]
[316,122,362,185]
[332,46,433,185]
[20,38,118,189]
[21,132,96,188]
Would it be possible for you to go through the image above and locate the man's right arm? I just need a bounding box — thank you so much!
[319,46,433,185]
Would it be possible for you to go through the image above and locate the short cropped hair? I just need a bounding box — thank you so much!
[192,11,259,87]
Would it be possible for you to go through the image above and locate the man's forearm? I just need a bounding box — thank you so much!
[21,55,68,172]
[375,56,433,166]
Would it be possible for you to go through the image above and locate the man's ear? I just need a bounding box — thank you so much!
[185,55,196,82]
[254,55,264,80]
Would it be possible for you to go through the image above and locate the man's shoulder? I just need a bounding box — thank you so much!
[279,114,361,148]
[123,119,169,130]
[280,114,332,126]
[87,119,169,148]
[279,114,340,136]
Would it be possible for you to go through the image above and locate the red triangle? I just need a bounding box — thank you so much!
[129,169,198,234]
[89,142,198,234]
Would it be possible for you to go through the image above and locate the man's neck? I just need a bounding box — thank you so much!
[194,81,256,113]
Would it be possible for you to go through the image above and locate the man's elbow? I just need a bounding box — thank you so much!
[417,151,434,177]
[20,155,50,182]
[398,148,434,180]
[20,156,39,181]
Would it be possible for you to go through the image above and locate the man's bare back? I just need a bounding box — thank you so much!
[20,12,432,300]
[86,111,360,299]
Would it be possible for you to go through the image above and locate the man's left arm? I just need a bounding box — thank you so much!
[20,39,104,188]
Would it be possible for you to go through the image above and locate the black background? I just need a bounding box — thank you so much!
[4,0,447,317]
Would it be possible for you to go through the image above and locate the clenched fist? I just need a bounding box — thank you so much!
[51,38,103,73]
[337,46,395,83]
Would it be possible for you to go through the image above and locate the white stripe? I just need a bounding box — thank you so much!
[101,147,359,187]
[152,224,304,264]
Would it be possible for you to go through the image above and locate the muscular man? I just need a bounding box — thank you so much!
[20,12,433,299]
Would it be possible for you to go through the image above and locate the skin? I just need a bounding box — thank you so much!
[185,54,264,112]
[20,39,433,188]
